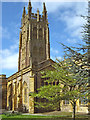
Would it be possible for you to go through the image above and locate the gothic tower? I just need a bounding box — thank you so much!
[18,0,50,71]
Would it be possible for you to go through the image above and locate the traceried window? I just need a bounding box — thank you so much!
[33,27,37,39]
[22,48,25,60]
[33,46,37,55]
[24,88,27,103]
[39,47,43,56]
[39,28,42,40]
[13,82,16,94]
[33,59,38,66]
[23,82,28,103]
[44,28,46,40]
[17,83,19,96]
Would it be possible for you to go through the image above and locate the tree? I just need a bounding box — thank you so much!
[60,0,90,115]
[30,1,89,119]
[31,59,88,120]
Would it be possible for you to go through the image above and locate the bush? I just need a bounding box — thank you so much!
[3,111,21,117]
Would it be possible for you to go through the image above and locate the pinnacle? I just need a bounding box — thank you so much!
[43,2,46,11]
[28,0,32,7]
[37,8,39,12]
[22,6,26,18]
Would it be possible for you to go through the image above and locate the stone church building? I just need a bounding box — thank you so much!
[1,1,54,113]
[0,1,88,114]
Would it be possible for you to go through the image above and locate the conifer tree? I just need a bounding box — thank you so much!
[60,0,90,115]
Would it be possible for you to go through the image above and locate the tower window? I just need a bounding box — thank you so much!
[44,28,46,40]
[39,28,42,40]
[39,47,43,56]
[33,27,37,39]
[33,46,37,55]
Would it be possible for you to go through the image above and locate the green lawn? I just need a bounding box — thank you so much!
[0,115,89,120]
[0,112,89,120]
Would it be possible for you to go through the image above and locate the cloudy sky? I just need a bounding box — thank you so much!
[0,0,88,77]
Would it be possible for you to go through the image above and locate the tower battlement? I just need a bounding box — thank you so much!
[22,10,46,23]
[21,1,48,26]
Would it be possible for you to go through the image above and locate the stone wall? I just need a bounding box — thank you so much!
[0,75,7,110]
[7,67,35,113]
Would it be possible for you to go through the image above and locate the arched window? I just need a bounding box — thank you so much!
[44,28,46,40]
[23,82,28,103]
[8,84,12,110]
[33,46,37,55]
[39,28,42,40]
[33,27,37,39]
[24,88,27,103]
[39,47,43,56]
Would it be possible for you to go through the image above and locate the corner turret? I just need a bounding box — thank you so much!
[22,6,26,24]
[37,9,40,22]
[22,6,26,18]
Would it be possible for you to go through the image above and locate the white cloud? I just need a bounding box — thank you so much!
[46,2,67,13]
[0,44,18,70]
[67,38,77,43]
[0,26,11,39]
[58,2,87,37]
[0,52,18,69]
[0,24,19,70]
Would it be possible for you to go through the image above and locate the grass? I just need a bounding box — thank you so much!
[0,111,89,120]
[0,119,89,120]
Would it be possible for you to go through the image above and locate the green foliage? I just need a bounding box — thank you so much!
[3,111,21,117]
[31,58,88,112]
[31,84,61,110]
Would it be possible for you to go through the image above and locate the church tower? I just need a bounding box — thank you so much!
[18,0,50,71]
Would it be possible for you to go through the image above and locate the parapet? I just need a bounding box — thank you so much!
[0,74,6,78]
[0,74,7,84]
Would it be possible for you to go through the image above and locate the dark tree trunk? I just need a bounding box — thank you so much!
[72,101,76,120]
